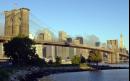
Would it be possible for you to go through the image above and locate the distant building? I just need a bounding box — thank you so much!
[59,31,67,42]
[43,30,53,41]
[73,39,80,45]
[120,33,124,49]
[67,37,73,43]
[95,42,100,47]
[37,33,44,41]
[37,29,53,42]
[76,37,84,44]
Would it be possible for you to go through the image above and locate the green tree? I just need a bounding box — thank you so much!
[87,50,102,66]
[55,56,61,64]
[80,55,86,63]
[71,55,81,64]
[4,37,42,66]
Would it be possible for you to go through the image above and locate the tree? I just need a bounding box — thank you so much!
[4,37,41,66]
[87,50,102,66]
[71,55,81,64]
[48,60,53,64]
[80,55,86,63]
[55,56,61,64]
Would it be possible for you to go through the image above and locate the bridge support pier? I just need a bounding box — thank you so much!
[108,53,112,64]
[0,43,4,59]
[100,52,104,63]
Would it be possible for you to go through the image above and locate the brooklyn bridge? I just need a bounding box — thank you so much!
[0,8,129,64]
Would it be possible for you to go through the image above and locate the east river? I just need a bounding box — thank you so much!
[39,65,129,81]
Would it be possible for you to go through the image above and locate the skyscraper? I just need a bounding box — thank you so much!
[59,31,67,42]
[76,36,84,44]
[120,33,124,49]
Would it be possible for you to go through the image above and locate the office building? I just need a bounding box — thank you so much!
[76,36,84,44]
[59,31,67,42]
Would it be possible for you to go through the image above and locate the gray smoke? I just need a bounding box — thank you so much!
[85,35,100,46]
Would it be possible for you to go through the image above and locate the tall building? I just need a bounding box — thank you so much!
[95,42,100,47]
[73,39,80,45]
[43,30,52,41]
[59,31,67,42]
[4,8,29,37]
[37,33,44,41]
[67,37,72,43]
[76,36,84,44]
[37,29,53,42]
[120,33,124,49]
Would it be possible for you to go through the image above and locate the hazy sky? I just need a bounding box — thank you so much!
[0,0,129,49]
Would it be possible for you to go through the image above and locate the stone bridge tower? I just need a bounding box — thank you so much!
[4,8,30,38]
[107,40,119,63]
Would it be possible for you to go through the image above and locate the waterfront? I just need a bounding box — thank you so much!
[39,69,129,81]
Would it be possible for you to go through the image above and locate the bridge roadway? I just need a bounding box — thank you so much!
[0,36,113,53]
[119,53,129,57]
[35,40,113,53]
[0,36,129,57]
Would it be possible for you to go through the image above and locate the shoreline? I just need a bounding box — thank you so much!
[0,64,128,81]
[19,66,129,81]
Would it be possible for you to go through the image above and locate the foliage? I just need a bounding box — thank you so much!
[71,55,86,64]
[87,50,102,66]
[4,37,45,66]
[48,60,53,64]
[55,56,61,64]
[71,55,81,64]
[80,55,86,63]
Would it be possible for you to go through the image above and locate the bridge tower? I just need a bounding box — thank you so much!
[107,40,119,63]
[4,8,30,38]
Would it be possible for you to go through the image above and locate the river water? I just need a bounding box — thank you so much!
[39,64,129,81]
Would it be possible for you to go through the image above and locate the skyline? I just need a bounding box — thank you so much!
[0,0,129,50]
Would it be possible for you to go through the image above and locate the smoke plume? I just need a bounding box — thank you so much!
[85,35,100,46]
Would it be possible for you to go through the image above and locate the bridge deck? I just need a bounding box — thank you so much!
[35,41,113,53]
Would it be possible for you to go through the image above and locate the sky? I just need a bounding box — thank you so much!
[0,0,129,50]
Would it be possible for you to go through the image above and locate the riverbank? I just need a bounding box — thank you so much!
[0,64,129,81]
[20,65,129,81]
